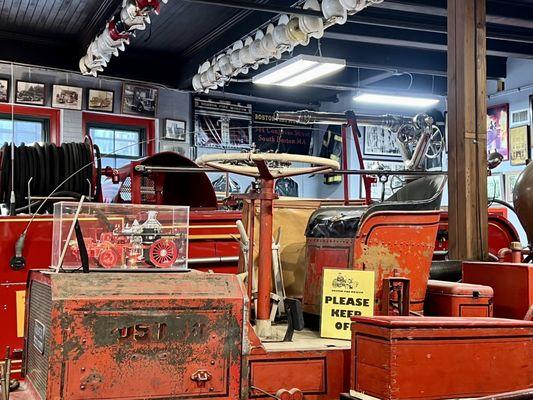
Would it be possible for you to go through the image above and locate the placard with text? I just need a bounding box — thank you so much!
[320,269,375,340]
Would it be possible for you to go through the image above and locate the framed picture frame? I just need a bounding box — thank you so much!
[509,125,530,166]
[15,81,45,106]
[360,159,405,200]
[159,141,191,157]
[163,119,187,141]
[363,126,402,158]
[487,104,510,161]
[52,85,83,110]
[87,89,114,113]
[122,83,158,117]
[487,173,504,201]
[504,171,521,203]
[0,78,9,103]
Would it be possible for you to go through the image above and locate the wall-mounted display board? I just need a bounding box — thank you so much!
[363,126,402,158]
[194,97,251,149]
[252,111,312,155]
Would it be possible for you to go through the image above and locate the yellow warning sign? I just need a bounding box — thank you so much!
[16,290,26,338]
[320,269,375,340]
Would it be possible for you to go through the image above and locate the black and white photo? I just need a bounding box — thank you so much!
[52,85,83,110]
[363,126,401,157]
[163,119,187,141]
[0,79,9,103]
[16,81,45,105]
[122,83,158,117]
[88,89,114,112]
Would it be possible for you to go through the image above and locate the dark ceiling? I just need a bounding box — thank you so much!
[1,0,533,105]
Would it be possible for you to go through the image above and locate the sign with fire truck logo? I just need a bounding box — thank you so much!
[320,269,375,340]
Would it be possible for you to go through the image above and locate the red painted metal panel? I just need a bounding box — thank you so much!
[351,316,533,400]
[303,238,353,314]
[463,261,533,320]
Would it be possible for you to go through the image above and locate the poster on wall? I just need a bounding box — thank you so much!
[360,160,404,200]
[194,97,251,149]
[252,111,311,155]
[363,126,401,158]
[509,125,529,166]
[487,104,509,160]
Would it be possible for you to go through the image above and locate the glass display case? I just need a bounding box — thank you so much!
[52,202,189,271]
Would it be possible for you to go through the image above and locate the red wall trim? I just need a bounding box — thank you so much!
[82,112,156,156]
[0,104,61,144]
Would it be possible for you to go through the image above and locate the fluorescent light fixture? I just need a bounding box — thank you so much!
[354,93,440,108]
[253,55,346,87]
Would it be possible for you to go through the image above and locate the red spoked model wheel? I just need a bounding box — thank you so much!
[149,239,178,268]
[98,247,119,269]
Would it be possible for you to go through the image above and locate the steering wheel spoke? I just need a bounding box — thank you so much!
[196,152,340,179]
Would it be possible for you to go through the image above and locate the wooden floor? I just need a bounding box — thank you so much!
[263,327,350,352]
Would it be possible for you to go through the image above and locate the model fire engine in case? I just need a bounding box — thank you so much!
[52,202,189,271]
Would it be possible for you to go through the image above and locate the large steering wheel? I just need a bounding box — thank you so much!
[196,152,340,179]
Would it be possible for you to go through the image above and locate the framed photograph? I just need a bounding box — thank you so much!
[504,171,521,203]
[122,83,158,117]
[509,125,529,166]
[163,119,187,141]
[87,89,114,113]
[16,81,45,106]
[0,79,9,103]
[160,141,190,157]
[487,173,504,201]
[360,159,405,200]
[52,85,83,110]
[363,126,402,158]
[487,104,510,160]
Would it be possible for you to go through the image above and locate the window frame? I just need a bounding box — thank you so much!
[87,122,146,166]
[0,104,60,144]
[0,114,50,144]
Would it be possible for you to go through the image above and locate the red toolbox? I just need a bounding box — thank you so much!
[424,280,493,317]
[463,261,533,319]
[350,316,533,400]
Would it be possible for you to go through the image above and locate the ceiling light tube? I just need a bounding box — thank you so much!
[354,93,440,108]
[252,54,345,87]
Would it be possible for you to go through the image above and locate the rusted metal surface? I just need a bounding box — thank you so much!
[424,280,494,317]
[23,271,246,399]
[351,316,533,400]
[353,211,441,314]
[257,178,276,324]
[304,211,440,315]
[463,261,533,320]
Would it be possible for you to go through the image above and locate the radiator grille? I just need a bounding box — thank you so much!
[26,281,52,400]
